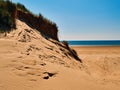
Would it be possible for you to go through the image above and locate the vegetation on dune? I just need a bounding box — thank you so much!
[0,0,57,33]
[16,3,30,13]
[0,0,16,32]
[62,41,82,62]
[0,0,81,61]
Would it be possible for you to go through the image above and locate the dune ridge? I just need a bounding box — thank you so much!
[0,19,83,90]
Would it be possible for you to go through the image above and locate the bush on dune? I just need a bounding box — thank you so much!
[0,0,16,32]
[0,0,57,34]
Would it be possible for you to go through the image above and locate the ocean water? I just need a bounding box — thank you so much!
[67,40,120,46]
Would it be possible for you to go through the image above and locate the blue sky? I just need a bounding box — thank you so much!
[12,0,120,40]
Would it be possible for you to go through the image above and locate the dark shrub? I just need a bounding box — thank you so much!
[62,41,69,48]
[16,3,29,12]
[0,0,16,32]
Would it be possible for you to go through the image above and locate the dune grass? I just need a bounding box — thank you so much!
[0,0,57,33]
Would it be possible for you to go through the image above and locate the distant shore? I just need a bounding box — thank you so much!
[67,40,120,46]
[70,45,120,47]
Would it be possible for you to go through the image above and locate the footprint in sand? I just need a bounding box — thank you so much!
[43,72,57,80]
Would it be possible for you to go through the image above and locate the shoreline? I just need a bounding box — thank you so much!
[70,45,120,48]
[70,45,120,47]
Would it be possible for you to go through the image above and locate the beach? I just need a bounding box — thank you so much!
[72,46,120,86]
[0,18,120,90]
[0,37,120,90]
[0,1,120,89]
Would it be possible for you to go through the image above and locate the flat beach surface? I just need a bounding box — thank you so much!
[72,46,120,87]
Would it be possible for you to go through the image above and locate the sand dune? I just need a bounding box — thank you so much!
[0,20,120,90]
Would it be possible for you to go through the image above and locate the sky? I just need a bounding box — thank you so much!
[12,0,120,40]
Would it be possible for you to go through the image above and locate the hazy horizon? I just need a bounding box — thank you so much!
[12,0,120,40]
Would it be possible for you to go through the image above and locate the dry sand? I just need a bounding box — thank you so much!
[72,46,120,90]
[0,20,120,90]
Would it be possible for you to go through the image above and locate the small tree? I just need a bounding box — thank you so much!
[62,41,69,48]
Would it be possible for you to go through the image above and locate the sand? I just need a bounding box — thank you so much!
[72,46,120,89]
[0,43,120,90]
[0,20,120,90]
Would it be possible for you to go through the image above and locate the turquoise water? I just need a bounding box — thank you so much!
[67,40,120,46]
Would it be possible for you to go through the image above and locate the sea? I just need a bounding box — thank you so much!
[66,40,120,46]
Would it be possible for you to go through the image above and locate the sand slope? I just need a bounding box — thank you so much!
[0,20,120,90]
